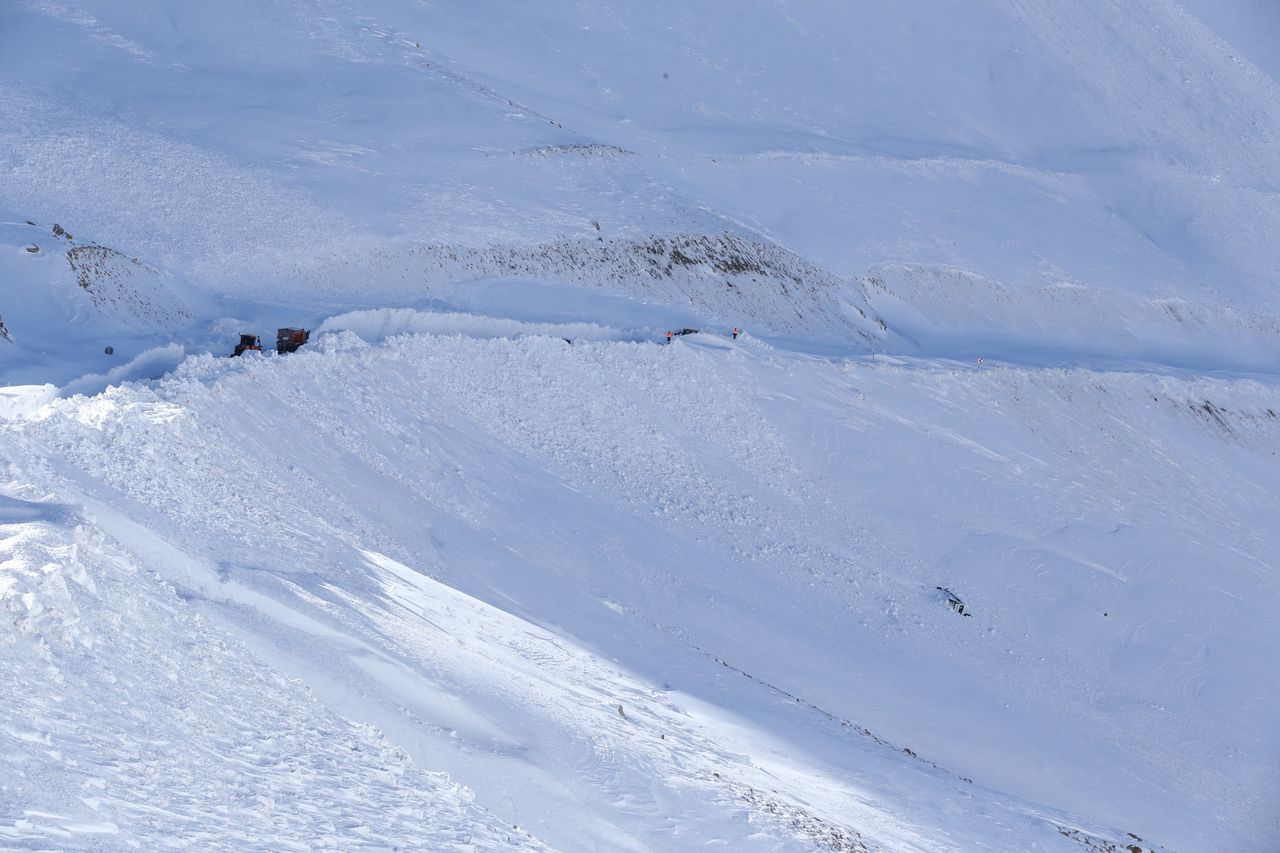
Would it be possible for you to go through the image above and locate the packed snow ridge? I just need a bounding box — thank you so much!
[3,1,1280,851]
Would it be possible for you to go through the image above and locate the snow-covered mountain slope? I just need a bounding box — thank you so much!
[4,307,1278,850]
[862,264,1280,373]
[7,0,1280,377]
[1179,0,1280,84]
[3,1,1280,851]
[0,0,883,364]
[0,217,193,384]
[414,1,1280,306]
[0,468,547,850]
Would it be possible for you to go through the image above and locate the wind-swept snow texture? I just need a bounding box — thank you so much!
[0,453,547,850]
[3,0,1280,851]
[2,326,1277,851]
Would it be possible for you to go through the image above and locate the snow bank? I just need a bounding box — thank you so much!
[59,344,187,399]
[6,331,1275,850]
[0,386,56,420]
[318,307,640,346]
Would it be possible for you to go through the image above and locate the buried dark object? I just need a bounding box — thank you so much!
[936,587,971,617]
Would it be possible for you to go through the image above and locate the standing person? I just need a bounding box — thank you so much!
[665,330,673,344]
[731,327,740,339]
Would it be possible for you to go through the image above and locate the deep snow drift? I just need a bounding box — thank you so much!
[4,316,1279,850]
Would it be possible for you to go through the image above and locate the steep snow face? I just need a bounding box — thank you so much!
[5,322,1278,851]
[0,453,548,850]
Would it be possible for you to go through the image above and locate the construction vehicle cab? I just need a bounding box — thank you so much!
[232,334,263,357]
[277,328,309,354]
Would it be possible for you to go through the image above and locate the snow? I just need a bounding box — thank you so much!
[1177,1,1280,84]
[2,0,1279,850]
[10,0,1280,374]
[414,0,1280,307]
[0,469,547,850]
[2,317,1275,850]
[864,264,1280,373]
